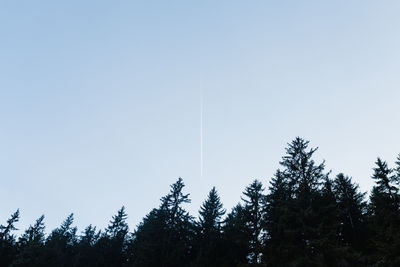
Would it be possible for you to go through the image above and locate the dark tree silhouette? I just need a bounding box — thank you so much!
[263,170,290,266]
[97,206,130,267]
[12,215,46,267]
[3,138,400,266]
[44,213,77,267]
[368,158,400,266]
[241,179,265,265]
[0,210,19,267]
[333,174,366,250]
[192,187,225,266]
[276,137,328,266]
[221,204,250,266]
[131,177,195,267]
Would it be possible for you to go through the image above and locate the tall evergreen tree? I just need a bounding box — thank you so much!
[11,215,46,267]
[44,213,78,267]
[311,177,343,266]
[97,206,129,267]
[74,225,102,267]
[129,208,165,266]
[274,137,328,266]
[193,187,225,266]
[0,210,19,267]
[241,179,265,265]
[333,174,366,249]
[131,177,195,267]
[280,137,325,200]
[368,158,400,265]
[221,204,250,267]
[263,170,290,266]
[371,158,398,207]
[198,187,225,235]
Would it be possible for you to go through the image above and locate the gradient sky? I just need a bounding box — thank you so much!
[1,1,400,234]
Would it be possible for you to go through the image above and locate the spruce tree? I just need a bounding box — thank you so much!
[371,158,398,207]
[312,177,343,266]
[97,206,129,267]
[198,187,225,235]
[45,213,78,267]
[130,209,165,266]
[131,177,194,267]
[276,137,328,266]
[74,225,102,267]
[0,210,19,267]
[263,170,290,266]
[193,187,225,266]
[368,158,400,265]
[333,174,366,249]
[11,215,46,267]
[221,204,250,266]
[241,179,265,265]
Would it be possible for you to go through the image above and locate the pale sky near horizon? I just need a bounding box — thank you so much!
[1,1,400,234]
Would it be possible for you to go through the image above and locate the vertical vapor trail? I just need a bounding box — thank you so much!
[200,91,203,177]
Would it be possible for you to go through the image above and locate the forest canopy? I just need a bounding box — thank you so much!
[2,137,400,267]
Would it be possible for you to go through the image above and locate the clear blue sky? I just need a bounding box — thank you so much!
[1,1,400,233]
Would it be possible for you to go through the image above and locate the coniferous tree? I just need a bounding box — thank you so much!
[107,206,129,266]
[198,187,225,236]
[263,170,290,266]
[312,177,343,266]
[193,187,225,266]
[371,158,398,207]
[219,181,265,267]
[333,174,366,251]
[0,210,19,267]
[368,158,400,265]
[276,137,328,266]
[74,225,102,267]
[221,204,250,267]
[11,215,46,267]
[129,208,164,266]
[18,215,45,247]
[44,213,78,267]
[96,206,129,267]
[131,177,195,267]
[241,180,265,265]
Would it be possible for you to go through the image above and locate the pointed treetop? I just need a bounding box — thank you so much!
[199,187,225,233]
[0,209,20,240]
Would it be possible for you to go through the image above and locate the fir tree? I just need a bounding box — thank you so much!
[311,177,343,266]
[97,206,129,267]
[371,158,398,207]
[74,225,102,267]
[241,179,265,265]
[276,137,328,266]
[221,204,250,266]
[130,208,165,267]
[0,210,19,267]
[368,158,400,265]
[193,187,225,266]
[333,174,366,249]
[11,215,46,267]
[44,213,78,267]
[263,170,290,266]
[198,187,225,235]
[131,177,195,267]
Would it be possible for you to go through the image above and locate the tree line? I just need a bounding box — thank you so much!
[2,137,400,266]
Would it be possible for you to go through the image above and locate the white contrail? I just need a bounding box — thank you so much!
[200,90,203,176]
